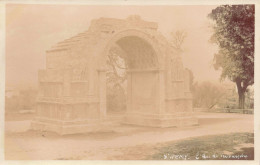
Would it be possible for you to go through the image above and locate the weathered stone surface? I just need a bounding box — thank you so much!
[31,16,198,135]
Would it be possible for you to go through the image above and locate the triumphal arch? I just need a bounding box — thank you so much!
[31,16,198,135]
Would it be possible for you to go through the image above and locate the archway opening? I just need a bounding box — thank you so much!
[106,36,158,114]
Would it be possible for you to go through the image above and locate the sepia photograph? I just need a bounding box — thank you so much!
[1,1,259,163]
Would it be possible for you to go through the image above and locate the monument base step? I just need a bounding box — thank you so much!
[31,113,198,135]
[31,120,114,135]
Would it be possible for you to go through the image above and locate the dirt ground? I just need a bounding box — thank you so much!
[4,112,254,160]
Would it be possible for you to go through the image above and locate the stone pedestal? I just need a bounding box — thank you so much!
[31,97,102,135]
[31,118,110,135]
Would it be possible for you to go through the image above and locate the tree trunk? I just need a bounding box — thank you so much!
[238,91,245,109]
[236,80,246,109]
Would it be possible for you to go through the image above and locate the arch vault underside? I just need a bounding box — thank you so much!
[31,16,198,135]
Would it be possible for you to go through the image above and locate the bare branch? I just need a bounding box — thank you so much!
[171,30,187,51]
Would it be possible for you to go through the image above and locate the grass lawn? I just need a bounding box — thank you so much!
[150,132,254,160]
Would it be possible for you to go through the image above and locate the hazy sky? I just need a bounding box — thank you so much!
[6,4,223,88]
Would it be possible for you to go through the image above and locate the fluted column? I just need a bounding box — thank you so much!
[98,68,107,120]
[158,69,165,115]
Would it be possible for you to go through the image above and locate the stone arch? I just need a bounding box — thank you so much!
[97,29,166,122]
[98,29,165,70]
[32,17,198,135]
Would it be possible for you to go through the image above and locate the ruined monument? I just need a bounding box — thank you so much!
[31,16,198,135]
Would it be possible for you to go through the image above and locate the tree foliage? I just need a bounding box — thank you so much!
[193,81,226,109]
[208,5,254,109]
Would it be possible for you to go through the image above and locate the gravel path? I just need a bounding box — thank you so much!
[5,112,254,160]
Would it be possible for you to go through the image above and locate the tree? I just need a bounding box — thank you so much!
[193,81,226,109]
[208,5,254,109]
[170,30,187,52]
[245,88,254,109]
[106,46,127,112]
[186,68,194,92]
